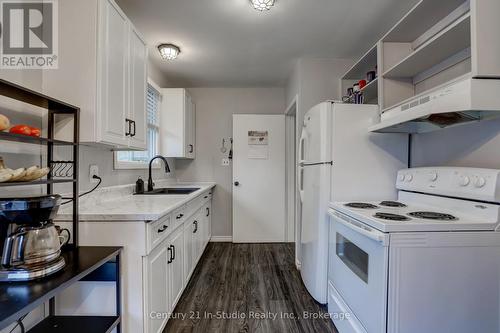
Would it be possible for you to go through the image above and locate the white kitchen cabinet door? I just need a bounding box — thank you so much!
[183,221,194,280]
[44,0,148,150]
[203,202,212,247]
[146,239,169,333]
[185,94,196,158]
[168,227,185,310]
[161,88,196,159]
[192,211,203,263]
[127,25,148,150]
[97,0,129,147]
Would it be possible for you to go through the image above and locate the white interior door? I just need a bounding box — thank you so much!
[233,115,286,243]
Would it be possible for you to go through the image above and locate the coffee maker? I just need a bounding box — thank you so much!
[0,195,69,282]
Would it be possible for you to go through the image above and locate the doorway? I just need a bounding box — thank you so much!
[232,114,286,243]
[285,95,300,268]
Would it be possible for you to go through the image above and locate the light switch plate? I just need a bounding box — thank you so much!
[222,158,230,166]
[89,165,99,183]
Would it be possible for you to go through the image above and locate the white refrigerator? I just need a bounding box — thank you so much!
[298,102,407,304]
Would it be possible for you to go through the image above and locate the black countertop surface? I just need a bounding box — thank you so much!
[0,246,122,330]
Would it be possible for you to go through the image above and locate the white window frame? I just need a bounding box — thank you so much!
[113,79,162,170]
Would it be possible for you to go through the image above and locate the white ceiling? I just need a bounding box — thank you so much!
[116,0,418,87]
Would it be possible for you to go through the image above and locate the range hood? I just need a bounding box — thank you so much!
[369,76,500,133]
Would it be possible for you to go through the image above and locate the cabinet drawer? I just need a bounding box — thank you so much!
[186,191,212,217]
[148,214,172,253]
[328,281,367,333]
[172,205,187,228]
[201,190,212,203]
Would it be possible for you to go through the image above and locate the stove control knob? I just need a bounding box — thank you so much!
[474,176,486,188]
[459,176,470,187]
[404,174,413,182]
[398,174,405,181]
[428,172,438,182]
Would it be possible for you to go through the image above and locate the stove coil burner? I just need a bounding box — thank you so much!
[408,212,457,221]
[379,201,407,208]
[374,212,411,221]
[344,203,378,209]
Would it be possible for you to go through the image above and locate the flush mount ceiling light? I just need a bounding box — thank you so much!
[158,44,181,60]
[251,0,275,11]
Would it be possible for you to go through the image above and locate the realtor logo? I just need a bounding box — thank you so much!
[0,0,58,68]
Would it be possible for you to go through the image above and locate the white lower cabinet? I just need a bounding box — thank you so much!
[147,239,170,333]
[75,189,213,333]
[183,219,195,280]
[146,226,184,333]
[203,201,212,248]
[192,211,202,264]
[167,227,184,310]
[144,193,213,333]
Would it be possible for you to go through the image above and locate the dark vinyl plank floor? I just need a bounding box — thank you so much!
[164,243,338,333]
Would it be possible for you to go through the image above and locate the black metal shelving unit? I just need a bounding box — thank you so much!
[0,247,122,333]
[0,79,122,333]
[0,78,80,246]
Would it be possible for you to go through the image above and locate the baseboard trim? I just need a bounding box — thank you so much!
[210,236,233,242]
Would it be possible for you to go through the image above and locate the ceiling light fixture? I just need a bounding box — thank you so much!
[158,44,181,60]
[251,0,275,11]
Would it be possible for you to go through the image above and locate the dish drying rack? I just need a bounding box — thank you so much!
[50,160,75,179]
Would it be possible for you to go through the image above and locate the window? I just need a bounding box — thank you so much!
[114,82,161,169]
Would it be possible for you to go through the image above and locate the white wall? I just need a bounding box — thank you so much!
[148,59,174,88]
[175,87,286,239]
[78,146,175,192]
[411,117,500,169]
[286,58,354,125]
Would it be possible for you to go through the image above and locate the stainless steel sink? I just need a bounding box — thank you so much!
[137,187,200,195]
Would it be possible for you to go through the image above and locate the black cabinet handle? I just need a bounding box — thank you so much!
[167,246,173,264]
[176,214,184,219]
[188,144,194,153]
[234,181,240,186]
[206,207,210,217]
[131,120,136,137]
[158,225,168,233]
[193,220,198,233]
[172,245,176,261]
[204,195,208,199]
[125,119,132,136]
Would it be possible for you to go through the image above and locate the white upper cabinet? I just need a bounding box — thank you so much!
[127,26,148,150]
[161,88,196,159]
[42,0,147,150]
[98,0,129,147]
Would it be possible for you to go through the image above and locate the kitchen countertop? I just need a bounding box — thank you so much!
[56,183,215,222]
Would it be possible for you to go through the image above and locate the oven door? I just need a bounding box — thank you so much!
[328,209,389,333]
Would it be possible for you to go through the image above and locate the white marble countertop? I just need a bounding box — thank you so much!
[56,182,216,222]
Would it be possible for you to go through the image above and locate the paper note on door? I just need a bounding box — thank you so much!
[248,131,269,145]
[248,130,269,159]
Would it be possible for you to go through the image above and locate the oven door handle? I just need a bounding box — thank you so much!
[329,210,388,246]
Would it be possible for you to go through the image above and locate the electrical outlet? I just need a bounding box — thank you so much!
[222,158,230,166]
[89,165,99,183]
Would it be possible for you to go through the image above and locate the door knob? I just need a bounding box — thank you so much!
[234,181,240,186]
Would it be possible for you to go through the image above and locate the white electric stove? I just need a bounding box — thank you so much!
[327,167,500,333]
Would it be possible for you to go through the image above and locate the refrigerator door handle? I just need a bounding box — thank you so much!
[299,161,333,167]
[298,166,305,202]
[298,130,307,164]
